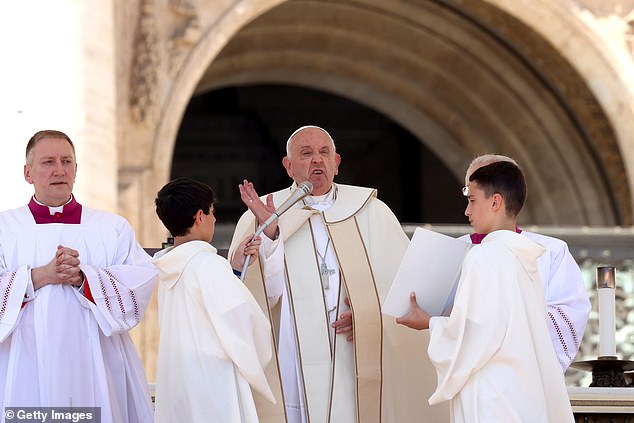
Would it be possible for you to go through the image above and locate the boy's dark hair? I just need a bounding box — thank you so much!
[155,177,215,236]
[469,161,526,217]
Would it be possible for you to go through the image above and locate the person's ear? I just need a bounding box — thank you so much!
[491,193,503,211]
[24,164,33,184]
[282,156,293,178]
[193,209,204,225]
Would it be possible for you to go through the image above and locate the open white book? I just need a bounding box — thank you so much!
[382,227,472,318]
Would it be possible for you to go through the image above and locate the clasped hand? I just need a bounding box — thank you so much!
[32,245,83,290]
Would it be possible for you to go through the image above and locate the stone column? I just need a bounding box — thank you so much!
[0,0,117,212]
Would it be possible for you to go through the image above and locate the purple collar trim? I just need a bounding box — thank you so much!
[470,227,522,244]
[28,196,82,224]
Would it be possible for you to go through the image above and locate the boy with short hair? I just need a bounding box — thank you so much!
[397,161,574,422]
[153,177,274,423]
[460,154,590,372]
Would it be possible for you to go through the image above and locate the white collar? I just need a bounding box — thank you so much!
[33,195,73,215]
[303,186,336,211]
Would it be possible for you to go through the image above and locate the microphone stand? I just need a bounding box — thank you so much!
[239,222,268,283]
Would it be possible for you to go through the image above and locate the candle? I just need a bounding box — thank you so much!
[596,266,617,358]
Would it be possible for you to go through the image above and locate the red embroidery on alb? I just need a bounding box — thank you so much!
[96,271,124,332]
[548,309,572,364]
[556,307,579,348]
[0,271,18,322]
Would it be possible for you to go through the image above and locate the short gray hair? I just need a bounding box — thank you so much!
[466,154,518,178]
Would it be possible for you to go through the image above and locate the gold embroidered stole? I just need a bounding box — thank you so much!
[327,218,382,423]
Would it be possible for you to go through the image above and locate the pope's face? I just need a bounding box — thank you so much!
[24,137,77,207]
[283,128,341,196]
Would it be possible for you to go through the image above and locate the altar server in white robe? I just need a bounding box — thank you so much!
[397,161,574,423]
[229,126,447,423]
[460,154,590,371]
[0,130,157,423]
[153,177,274,423]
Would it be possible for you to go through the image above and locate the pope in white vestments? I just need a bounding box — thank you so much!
[230,126,447,423]
[153,241,275,423]
[0,130,157,423]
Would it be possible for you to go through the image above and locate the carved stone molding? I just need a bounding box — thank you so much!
[168,0,201,76]
[130,0,160,126]
[626,11,634,57]
[572,0,634,17]
[573,1,634,59]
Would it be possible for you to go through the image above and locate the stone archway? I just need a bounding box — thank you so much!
[197,0,633,226]
[136,0,634,249]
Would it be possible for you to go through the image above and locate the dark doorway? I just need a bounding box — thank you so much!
[171,85,466,225]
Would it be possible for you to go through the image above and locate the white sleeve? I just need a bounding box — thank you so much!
[427,255,508,404]
[260,234,285,306]
[0,220,36,341]
[78,219,158,336]
[539,243,590,371]
[201,259,275,402]
[0,265,31,342]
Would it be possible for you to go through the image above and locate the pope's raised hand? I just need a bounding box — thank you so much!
[239,179,278,240]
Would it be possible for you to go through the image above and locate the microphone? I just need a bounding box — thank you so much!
[255,181,313,237]
[240,181,314,282]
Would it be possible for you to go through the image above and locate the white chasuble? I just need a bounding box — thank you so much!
[153,241,274,423]
[429,230,574,423]
[230,183,448,423]
[0,205,157,423]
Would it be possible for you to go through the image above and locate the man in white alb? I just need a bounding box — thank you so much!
[229,126,447,423]
[0,130,157,423]
[461,154,590,371]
